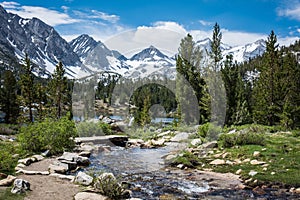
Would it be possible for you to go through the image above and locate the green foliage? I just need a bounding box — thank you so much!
[170,151,199,168]
[197,122,222,140]
[94,173,126,199]
[210,22,223,69]
[0,70,19,123]
[48,61,70,119]
[218,129,266,148]
[76,121,112,137]
[0,142,19,174]
[95,72,121,104]
[19,54,35,123]
[292,129,300,137]
[176,34,209,124]
[17,115,77,155]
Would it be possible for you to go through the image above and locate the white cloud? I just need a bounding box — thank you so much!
[277,2,300,21]
[199,20,213,26]
[91,10,119,23]
[104,22,187,57]
[0,1,19,9]
[1,2,79,26]
[221,30,267,46]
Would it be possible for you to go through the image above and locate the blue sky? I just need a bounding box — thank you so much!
[1,0,300,55]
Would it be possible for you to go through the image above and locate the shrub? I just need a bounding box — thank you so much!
[17,116,77,155]
[218,130,266,148]
[198,122,222,140]
[0,142,18,174]
[94,173,128,199]
[76,121,112,137]
[170,151,199,168]
[292,130,300,137]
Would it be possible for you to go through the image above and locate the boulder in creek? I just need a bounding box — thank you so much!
[75,172,93,186]
[48,163,68,174]
[11,179,30,194]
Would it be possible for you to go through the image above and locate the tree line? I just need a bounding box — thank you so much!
[0,54,72,123]
[176,24,300,129]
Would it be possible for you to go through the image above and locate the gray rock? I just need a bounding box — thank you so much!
[250,160,266,165]
[76,156,90,166]
[209,159,225,165]
[11,179,30,194]
[48,163,68,174]
[31,154,44,161]
[0,175,16,186]
[74,192,108,200]
[75,171,93,186]
[16,169,49,175]
[191,138,202,146]
[78,151,91,158]
[253,151,261,157]
[49,173,75,181]
[151,138,165,146]
[58,152,78,162]
[170,132,190,142]
[202,141,218,148]
[18,158,33,166]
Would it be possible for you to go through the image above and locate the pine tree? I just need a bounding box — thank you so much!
[49,61,69,119]
[19,54,35,122]
[207,23,226,125]
[176,34,209,124]
[253,31,280,126]
[0,70,19,123]
[279,50,300,128]
[210,23,223,71]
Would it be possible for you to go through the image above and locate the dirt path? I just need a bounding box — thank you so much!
[17,158,80,200]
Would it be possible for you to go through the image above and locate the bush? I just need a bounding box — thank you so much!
[198,122,222,140]
[292,130,300,137]
[170,151,199,168]
[76,121,112,137]
[0,142,18,174]
[218,130,266,148]
[17,116,77,155]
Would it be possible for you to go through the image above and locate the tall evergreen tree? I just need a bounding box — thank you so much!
[49,61,69,119]
[19,54,35,122]
[207,23,226,125]
[253,31,280,126]
[0,70,19,123]
[176,34,209,124]
[279,50,300,128]
[210,23,223,71]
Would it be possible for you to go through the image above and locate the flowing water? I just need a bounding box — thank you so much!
[86,143,300,200]
[87,144,211,199]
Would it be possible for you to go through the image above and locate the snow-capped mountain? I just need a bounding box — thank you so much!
[0,5,268,80]
[69,34,130,73]
[0,5,90,78]
[196,38,265,63]
[124,46,176,79]
[223,39,266,62]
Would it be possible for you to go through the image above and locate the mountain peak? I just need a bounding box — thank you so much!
[130,46,168,61]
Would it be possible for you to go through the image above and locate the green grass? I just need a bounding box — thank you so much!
[170,127,300,187]
[0,187,24,200]
[210,133,300,187]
